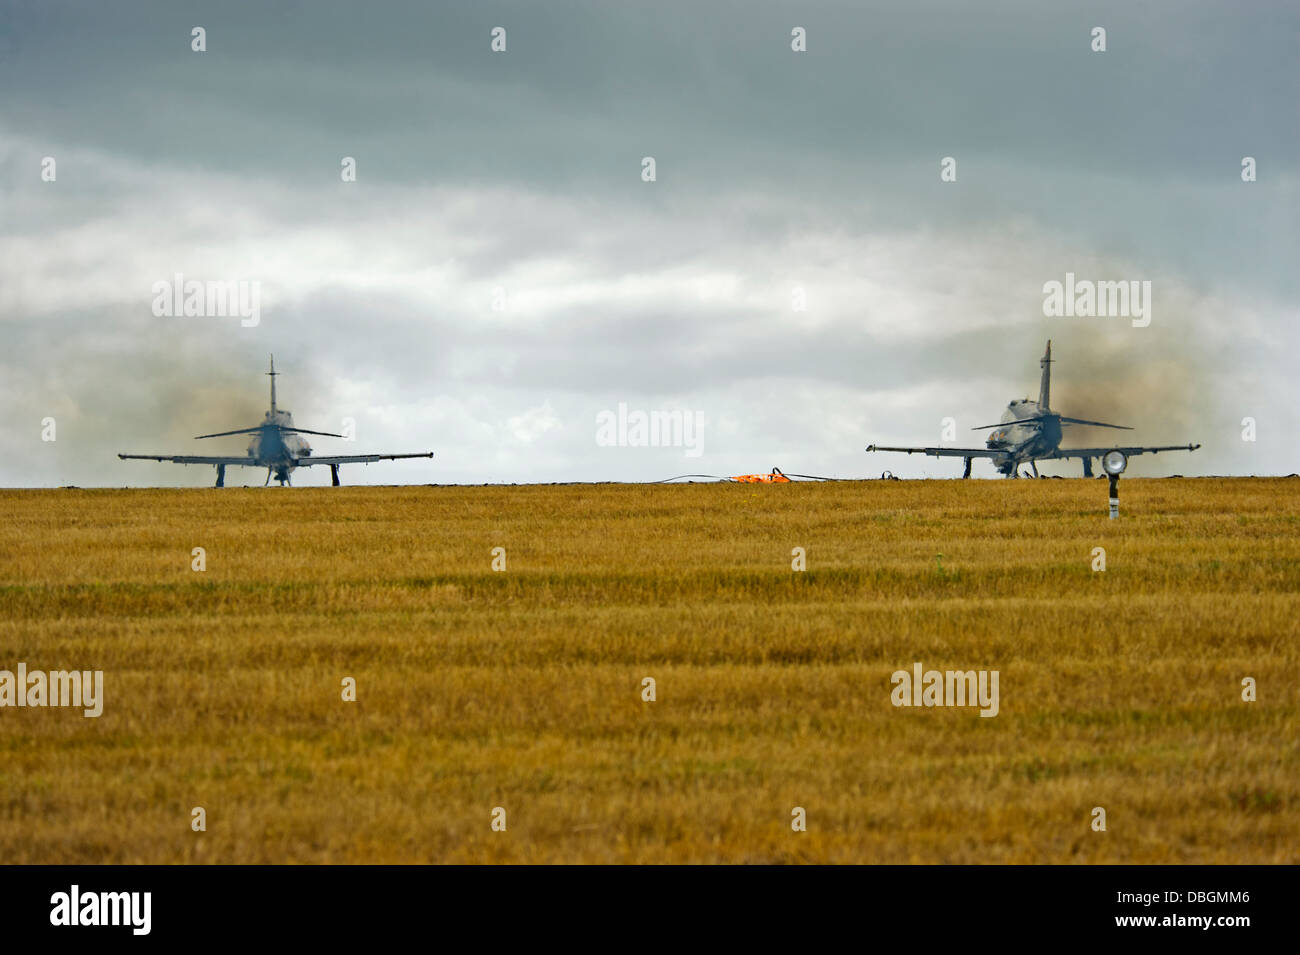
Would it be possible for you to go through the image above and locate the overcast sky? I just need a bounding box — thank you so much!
[1,0,1296,485]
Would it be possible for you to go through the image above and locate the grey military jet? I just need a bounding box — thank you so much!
[866,340,1199,478]
[119,356,433,486]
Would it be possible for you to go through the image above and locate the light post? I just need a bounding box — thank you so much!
[1103,450,1127,518]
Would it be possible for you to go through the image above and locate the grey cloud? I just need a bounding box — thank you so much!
[0,0,1296,485]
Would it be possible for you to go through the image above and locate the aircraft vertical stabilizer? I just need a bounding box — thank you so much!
[1038,340,1052,411]
[268,354,278,414]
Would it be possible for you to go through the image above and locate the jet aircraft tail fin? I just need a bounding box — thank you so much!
[1038,340,1053,410]
[268,354,278,413]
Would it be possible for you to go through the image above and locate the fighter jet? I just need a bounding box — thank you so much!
[119,356,433,486]
[866,340,1200,478]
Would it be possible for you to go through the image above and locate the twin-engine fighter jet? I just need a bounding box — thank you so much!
[867,340,1199,478]
[119,356,433,486]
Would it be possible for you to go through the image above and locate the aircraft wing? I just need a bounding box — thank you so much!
[292,452,434,466]
[118,454,258,466]
[866,445,1010,460]
[1044,444,1200,460]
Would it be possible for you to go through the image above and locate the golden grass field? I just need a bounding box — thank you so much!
[1,478,1296,863]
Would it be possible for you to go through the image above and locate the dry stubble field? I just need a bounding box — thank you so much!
[0,478,1297,863]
